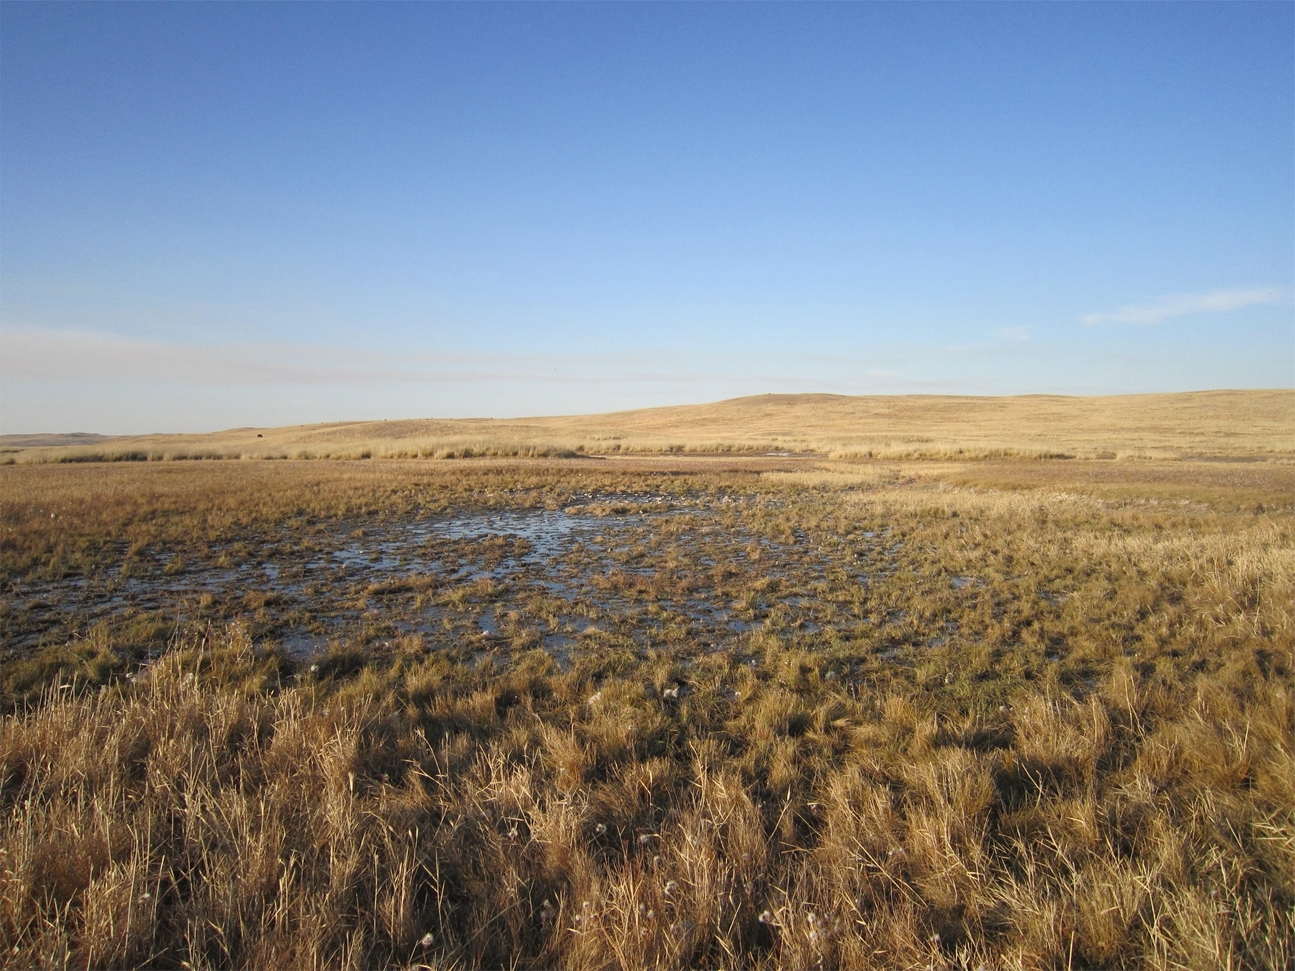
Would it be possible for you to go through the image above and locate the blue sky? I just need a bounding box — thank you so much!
[1,2,1291,434]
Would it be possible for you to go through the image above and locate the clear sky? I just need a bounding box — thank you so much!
[1,2,1291,434]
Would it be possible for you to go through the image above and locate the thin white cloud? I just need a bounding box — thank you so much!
[0,327,712,386]
[1082,287,1285,327]
[994,326,1031,342]
[0,327,433,385]
[0,326,1023,402]
[0,327,935,389]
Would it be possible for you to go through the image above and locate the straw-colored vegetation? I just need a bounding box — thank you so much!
[1,451,1292,969]
[3,389,1292,464]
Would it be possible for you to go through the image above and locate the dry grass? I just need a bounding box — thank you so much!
[2,456,1293,969]
[3,636,1290,969]
[3,389,1292,464]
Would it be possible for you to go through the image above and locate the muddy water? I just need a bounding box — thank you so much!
[2,495,895,665]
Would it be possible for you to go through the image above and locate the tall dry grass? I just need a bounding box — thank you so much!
[2,625,1290,969]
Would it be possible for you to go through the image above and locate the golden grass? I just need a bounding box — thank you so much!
[3,389,1291,464]
[4,628,1291,968]
[2,456,1292,968]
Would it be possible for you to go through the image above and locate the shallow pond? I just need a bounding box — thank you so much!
[2,496,896,666]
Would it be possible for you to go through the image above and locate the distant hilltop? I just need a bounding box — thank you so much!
[0,432,116,449]
[2,390,1292,464]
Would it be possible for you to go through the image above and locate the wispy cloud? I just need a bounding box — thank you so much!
[0,326,1019,400]
[994,326,1031,342]
[0,327,436,385]
[1082,287,1284,327]
[0,327,726,387]
[0,327,947,390]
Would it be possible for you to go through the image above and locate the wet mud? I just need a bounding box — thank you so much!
[2,491,899,668]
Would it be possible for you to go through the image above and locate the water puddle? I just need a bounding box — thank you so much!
[3,497,904,666]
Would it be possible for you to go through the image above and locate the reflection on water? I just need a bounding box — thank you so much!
[3,498,895,665]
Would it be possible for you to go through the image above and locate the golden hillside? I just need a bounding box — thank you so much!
[3,389,1291,463]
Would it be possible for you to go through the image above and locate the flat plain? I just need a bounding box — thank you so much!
[1,392,1292,969]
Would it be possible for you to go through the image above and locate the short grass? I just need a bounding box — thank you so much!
[1,456,1292,969]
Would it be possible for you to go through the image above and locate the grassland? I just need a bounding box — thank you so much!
[3,389,1292,464]
[1,427,1292,967]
